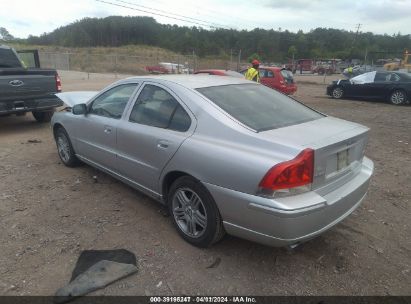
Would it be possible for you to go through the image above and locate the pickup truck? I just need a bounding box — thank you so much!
[0,45,63,122]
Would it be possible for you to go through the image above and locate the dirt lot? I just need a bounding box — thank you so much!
[0,73,410,296]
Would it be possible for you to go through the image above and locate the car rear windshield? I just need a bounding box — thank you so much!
[280,69,294,84]
[197,84,323,131]
[0,48,23,68]
[224,70,244,78]
[399,73,411,81]
[281,69,293,79]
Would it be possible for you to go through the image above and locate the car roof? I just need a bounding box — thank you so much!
[377,71,408,75]
[195,69,225,72]
[124,74,251,89]
[240,66,283,72]
[260,66,282,71]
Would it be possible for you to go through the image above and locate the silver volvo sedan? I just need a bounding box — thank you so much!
[52,75,374,248]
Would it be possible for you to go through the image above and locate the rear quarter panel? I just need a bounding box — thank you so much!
[161,135,285,195]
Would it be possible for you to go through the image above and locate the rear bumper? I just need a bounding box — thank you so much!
[283,85,297,95]
[0,96,63,115]
[204,157,374,247]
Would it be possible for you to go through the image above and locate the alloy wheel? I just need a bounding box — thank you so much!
[332,87,343,99]
[172,188,207,238]
[57,134,71,163]
[390,91,405,105]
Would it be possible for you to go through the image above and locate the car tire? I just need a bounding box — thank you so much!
[54,127,80,167]
[168,176,225,248]
[389,90,407,105]
[32,109,55,123]
[331,87,344,99]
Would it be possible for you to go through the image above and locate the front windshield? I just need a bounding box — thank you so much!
[197,84,323,131]
[351,71,376,84]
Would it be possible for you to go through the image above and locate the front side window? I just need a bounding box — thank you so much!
[374,72,387,82]
[90,84,137,119]
[197,84,323,131]
[129,84,191,132]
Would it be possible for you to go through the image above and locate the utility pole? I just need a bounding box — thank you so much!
[192,49,196,72]
[352,23,362,47]
[237,49,242,72]
[230,49,233,70]
[349,23,362,63]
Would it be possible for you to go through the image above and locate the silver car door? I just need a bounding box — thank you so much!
[116,82,195,194]
[75,83,139,171]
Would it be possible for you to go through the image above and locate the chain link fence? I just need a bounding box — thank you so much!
[39,51,245,75]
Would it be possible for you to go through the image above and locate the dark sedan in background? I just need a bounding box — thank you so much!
[327,71,411,105]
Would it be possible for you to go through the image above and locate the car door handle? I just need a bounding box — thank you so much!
[157,140,170,149]
[104,126,112,134]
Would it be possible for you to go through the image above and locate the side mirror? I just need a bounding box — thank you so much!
[72,104,87,115]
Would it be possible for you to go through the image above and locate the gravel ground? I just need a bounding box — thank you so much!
[0,73,410,296]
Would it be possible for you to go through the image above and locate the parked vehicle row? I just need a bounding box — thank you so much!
[146,62,191,74]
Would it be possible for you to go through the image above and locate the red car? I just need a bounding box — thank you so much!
[145,65,169,74]
[250,66,297,95]
[194,69,244,78]
[264,67,297,95]
[196,67,297,95]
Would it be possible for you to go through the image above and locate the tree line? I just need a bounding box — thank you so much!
[22,16,411,62]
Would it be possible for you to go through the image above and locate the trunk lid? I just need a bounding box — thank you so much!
[56,91,99,107]
[259,116,369,190]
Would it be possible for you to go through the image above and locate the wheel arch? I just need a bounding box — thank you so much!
[52,123,65,139]
[161,170,199,204]
[388,87,407,96]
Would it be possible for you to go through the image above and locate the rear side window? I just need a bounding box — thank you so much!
[260,69,275,78]
[0,48,22,68]
[388,73,400,82]
[259,69,267,78]
[129,84,191,132]
[197,84,323,131]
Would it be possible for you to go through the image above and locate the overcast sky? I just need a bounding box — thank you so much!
[1,0,411,38]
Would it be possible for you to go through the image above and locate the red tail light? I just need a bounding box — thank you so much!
[259,148,314,191]
[55,73,62,92]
